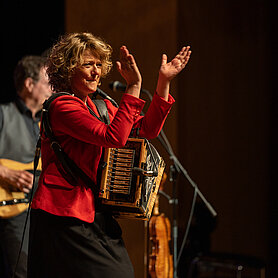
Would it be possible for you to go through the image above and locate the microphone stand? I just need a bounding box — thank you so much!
[142,89,217,278]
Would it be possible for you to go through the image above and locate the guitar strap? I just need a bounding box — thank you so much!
[40,92,110,199]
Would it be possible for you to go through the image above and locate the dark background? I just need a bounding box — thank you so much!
[1,1,64,102]
[1,1,276,277]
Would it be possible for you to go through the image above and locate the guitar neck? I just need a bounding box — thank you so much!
[0,158,42,171]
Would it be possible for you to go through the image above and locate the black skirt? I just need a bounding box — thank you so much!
[27,209,134,278]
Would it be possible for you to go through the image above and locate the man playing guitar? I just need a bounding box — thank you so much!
[0,55,52,278]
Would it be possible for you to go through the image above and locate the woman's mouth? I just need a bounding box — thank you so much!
[87,75,99,83]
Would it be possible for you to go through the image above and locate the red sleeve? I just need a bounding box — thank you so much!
[132,93,175,139]
[49,94,145,148]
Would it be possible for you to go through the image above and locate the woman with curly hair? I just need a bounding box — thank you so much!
[27,32,191,278]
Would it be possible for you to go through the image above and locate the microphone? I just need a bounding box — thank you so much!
[109,81,150,94]
[109,81,126,92]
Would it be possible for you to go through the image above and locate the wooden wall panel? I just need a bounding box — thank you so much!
[65,0,273,276]
[177,0,271,276]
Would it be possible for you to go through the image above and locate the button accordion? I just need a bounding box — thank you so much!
[99,138,165,220]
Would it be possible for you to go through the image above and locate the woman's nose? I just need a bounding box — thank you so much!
[92,63,98,72]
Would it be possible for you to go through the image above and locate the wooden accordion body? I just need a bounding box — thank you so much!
[99,138,165,220]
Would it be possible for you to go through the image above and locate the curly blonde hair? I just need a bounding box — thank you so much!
[46,33,113,92]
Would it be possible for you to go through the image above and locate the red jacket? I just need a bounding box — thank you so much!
[32,92,174,222]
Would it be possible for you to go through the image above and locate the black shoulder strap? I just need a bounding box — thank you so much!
[41,92,73,143]
[91,99,110,125]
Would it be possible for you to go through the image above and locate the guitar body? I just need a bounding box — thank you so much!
[0,159,42,218]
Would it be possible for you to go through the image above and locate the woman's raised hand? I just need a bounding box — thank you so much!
[116,46,142,97]
[155,46,191,100]
[159,46,191,81]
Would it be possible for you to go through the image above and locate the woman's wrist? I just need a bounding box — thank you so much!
[156,75,170,101]
[125,82,142,98]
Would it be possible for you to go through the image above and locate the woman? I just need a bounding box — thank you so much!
[28,32,191,278]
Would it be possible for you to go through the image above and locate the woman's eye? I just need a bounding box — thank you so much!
[82,62,102,68]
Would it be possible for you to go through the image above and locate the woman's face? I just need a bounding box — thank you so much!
[70,49,102,101]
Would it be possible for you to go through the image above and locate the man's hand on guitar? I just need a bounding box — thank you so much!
[0,165,33,193]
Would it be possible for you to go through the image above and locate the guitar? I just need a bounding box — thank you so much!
[0,158,42,218]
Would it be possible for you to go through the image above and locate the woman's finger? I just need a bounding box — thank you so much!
[161,54,168,66]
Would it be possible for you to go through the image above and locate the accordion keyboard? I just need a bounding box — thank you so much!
[106,148,135,195]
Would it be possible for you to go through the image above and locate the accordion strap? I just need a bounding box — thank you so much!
[41,92,109,199]
[91,99,110,125]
